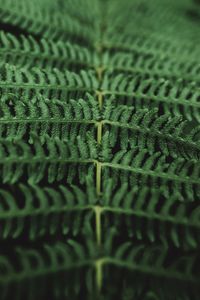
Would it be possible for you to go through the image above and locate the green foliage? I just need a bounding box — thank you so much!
[0,31,96,70]
[102,180,200,248]
[0,93,99,140]
[103,100,200,159]
[0,0,199,299]
[0,239,97,300]
[0,134,97,183]
[0,177,97,239]
[0,0,96,43]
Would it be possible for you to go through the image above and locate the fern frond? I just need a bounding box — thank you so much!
[0,239,96,299]
[0,177,97,240]
[0,93,99,140]
[0,65,98,99]
[0,0,95,44]
[0,134,97,183]
[0,31,96,70]
[106,242,199,283]
[106,51,200,82]
[101,144,200,201]
[101,72,200,122]
[103,102,200,159]
[102,234,200,299]
[0,0,199,298]
[104,32,200,64]
[101,180,200,248]
[104,17,200,60]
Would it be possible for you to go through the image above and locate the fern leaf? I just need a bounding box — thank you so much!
[0,178,97,240]
[103,102,200,159]
[101,180,200,248]
[0,31,96,70]
[0,0,199,299]
[0,239,96,299]
[101,72,200,122]
[0,93,99,140]
[0,134,97,184]
[0,0,95,44]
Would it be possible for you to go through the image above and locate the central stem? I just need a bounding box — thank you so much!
[93,0,107,294]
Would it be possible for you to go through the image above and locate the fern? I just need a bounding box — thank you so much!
[0,31,97,70]
[107,51,200,81]
[102,180,200,249]
[0,93,99,140]
[0,65,98,99]
[0,239,97,300]
[0,0,199,299]
[0,178,97,239]
[103,101,200,159]
[101,72,200,122]
[0,134,97,183]
[0,0,95,44]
